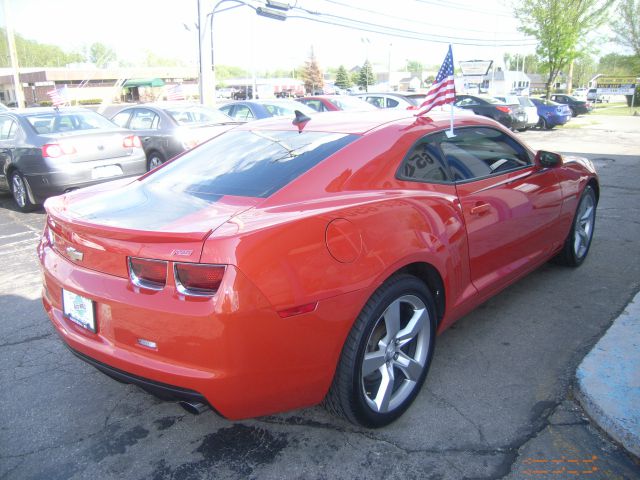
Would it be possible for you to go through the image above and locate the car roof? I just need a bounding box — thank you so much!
[233,109,491,135]
[8,107,93,115]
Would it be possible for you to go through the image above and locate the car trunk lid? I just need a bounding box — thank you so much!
[44,179,260,277]
[43,129,139,162]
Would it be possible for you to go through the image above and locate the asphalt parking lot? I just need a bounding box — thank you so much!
[1,115,639,480]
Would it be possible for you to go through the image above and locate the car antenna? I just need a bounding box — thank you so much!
[292,110,311,133]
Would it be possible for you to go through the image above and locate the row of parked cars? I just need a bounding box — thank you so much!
[0,91,590,211]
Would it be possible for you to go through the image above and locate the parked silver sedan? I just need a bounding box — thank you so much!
[0,107,146,211]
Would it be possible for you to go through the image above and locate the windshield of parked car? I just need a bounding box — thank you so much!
[26,111,117,134]
[327,96,378,111]
[261,101,315,117]
[532,99,561,106]
[142,129,357,198]
[165,106,233,125]
[478,96,503,105]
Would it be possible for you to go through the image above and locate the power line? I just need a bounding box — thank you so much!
[287,11,536,46]
[319,0,519,35]
[414,0,515,18]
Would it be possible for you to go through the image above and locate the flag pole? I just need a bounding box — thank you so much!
[447,101,455,138]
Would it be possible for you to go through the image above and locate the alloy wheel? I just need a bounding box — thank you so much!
[574,192,595,259]
[12,174,27,208]
[361,294,430,413]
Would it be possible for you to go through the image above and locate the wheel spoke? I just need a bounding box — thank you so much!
[580,205,593,222]
[373,363,395,412]
[394,351,423,382]
[395,307,427,347]
[382,299,401,340]
[362,349,386,377]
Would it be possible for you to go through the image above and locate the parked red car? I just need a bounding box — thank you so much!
[39,110,598,427]
[296,95,377,112]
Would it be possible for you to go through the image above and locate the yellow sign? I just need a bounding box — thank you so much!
[597,76,638,84]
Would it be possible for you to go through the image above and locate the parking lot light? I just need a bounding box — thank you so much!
[256,6,288,21]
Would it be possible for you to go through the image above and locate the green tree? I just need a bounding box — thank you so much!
[350,69,361,87]
[514,0,614,97]
[612,0,640,57]
[335,65,352,89]
[503,53,541,73]
[406,60,423,75]
[88,42,116,67]
[0,28,83,67]
[357,60,376,91]
[302,48,324,94]
[597,53,640,75]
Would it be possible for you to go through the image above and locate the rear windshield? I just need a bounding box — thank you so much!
[26,111,116,134]
[261,101,315,117]
[328,96,377,111]
[166,106,232,125]
[143,129,357,198]
[518,97,534,107]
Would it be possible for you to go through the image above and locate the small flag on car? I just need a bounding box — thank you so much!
[166,84,185,101]
[47,86,68,106]
[417,45,456,115]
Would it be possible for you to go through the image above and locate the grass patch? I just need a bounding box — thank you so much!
[590,102,640,116]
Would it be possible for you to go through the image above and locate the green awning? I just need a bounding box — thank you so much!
[123,78,165,88]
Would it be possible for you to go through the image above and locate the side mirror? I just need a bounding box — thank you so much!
[535,150,563,168]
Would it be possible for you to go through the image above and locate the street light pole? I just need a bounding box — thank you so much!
[198,0,288,107]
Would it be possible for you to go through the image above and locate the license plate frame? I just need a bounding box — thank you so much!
[91,164,123,180]
[62,289,96,333]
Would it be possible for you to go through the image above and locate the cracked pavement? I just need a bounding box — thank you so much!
[1,115,639,479]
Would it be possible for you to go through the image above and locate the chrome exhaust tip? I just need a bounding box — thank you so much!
[178,400,210,415]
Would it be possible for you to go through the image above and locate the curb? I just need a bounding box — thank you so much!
[575,291,640,458]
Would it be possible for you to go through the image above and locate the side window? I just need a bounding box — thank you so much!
[0,117,18,140]
[396,134,450,183]
[231,105,254,121]
[219,105,232,116]
[386,98,399,108]
[365,96,384,108]
[129,109,159,130]
[440,127,532,181]
[456,98,478,107]
[111,110,132,128]
[301,100,323,112]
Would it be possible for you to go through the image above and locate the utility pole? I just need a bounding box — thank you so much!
[4,0,25,108]
[197,0,214,106]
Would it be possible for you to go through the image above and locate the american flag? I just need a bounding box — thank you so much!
[418,45,456,114]
[166,84,185,101]
[47,87,68,106]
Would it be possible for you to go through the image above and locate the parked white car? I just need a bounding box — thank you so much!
[494,95,539,130]
[587,88,610,103]
[573,88,588,99]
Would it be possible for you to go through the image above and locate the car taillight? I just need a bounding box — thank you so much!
[42,142,77,158]
[128,257,167,290]
[496,106,511,113]
[123,135,142,148]
[406,105,418,110]
[174,263,225,296]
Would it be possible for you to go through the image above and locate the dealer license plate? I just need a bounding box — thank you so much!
[62,289,96,332]
[91,165,123,179]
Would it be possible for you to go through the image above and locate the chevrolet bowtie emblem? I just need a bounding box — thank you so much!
[66,246,84,262]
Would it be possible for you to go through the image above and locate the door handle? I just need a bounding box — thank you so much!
[470,203,490,215]
[143,137,151,142]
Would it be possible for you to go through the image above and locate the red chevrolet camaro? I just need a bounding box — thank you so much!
[39,110,598,427]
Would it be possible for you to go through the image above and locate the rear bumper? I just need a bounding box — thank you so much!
[39,242,364,419]
[68,346,209,405]
[26,151,147,203]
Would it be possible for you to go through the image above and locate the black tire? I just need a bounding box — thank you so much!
[324,274,437,427]
[147,151,165,171]
[10,171,37,213]
[554,185,597,267]
[538,117,554,130]
[570,107,577,117]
